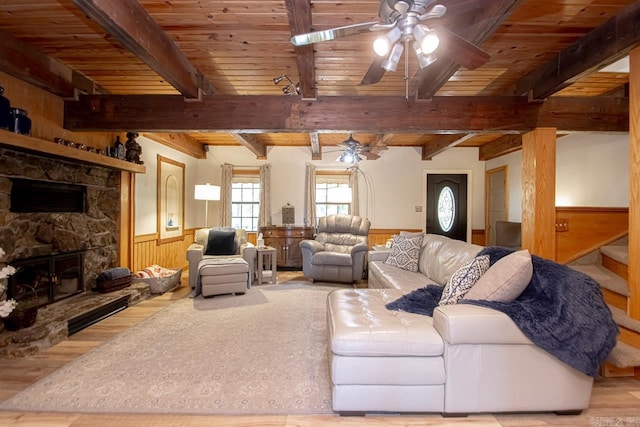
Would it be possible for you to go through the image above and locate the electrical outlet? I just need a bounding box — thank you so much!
[415,206,422,213]
[556,218,569,232]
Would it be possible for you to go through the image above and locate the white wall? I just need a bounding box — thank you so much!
[556,133,629,207]
[135,132,629,236]
[134,135,201,235]
[205,145,487,230]
[485,133,629,222]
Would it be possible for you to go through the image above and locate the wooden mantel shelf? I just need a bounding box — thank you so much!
[0,129,146,174]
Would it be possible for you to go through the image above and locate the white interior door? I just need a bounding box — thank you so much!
[485,166,508,245]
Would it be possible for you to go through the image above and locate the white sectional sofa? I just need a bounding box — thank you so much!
[326,233,617,416]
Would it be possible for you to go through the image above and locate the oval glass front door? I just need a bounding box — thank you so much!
[438,186,455,232]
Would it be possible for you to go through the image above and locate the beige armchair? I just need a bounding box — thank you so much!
[299,215,371,283]
[186,227,257,293]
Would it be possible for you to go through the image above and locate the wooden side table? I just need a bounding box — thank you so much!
[256,246,277,285]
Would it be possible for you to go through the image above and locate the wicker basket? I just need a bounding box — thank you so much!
[3,304,38,331]
[97,274,133,293]
[133,268,182,294]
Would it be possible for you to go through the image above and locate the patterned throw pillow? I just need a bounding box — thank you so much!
[384,234,424,272]
[438,255,490,306]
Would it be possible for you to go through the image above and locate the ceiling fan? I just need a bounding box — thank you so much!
[332,134,380,163]
[290,0,490,87]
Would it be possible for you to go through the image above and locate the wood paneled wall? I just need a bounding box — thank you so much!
[555,207,629,264]
[133,229,195,273]
[367,229,421,248]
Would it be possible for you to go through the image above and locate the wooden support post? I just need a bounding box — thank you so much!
[119,171,135,269]
[629,48,640,320]
[521,128,557,260]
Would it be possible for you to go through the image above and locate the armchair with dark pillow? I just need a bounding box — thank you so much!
[186,227,257,290]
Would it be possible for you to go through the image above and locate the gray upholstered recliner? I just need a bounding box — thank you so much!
[186,227,257,292]
[299,215,371,283]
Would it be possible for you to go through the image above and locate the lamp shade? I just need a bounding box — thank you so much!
[194,183,220,201]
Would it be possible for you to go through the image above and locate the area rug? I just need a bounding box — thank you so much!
[0,283,340,415]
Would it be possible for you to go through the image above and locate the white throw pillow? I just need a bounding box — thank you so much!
[464,249,533,302]
[439,255,490,306]
[384,234,424,272]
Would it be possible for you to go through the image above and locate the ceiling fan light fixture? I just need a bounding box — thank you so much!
[382,42,404,72]
[413,25,439,55]
[373,27,402,57]
[417,52,437,69]
[337,150,361,164]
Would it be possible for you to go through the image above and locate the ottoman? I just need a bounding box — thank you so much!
[198,257,249,297]
[327,288,446,414]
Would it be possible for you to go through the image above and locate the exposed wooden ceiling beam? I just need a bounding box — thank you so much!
[422,134,473,160]
[310,132,321,160]
[284,0,317,100]
[413,0,523,99]
[65,95,629,133]
[513,1,640,100]
[70,0,213,99]
[478,134,522,161]
[230,133,267,159]
[0,28,86,98]
[141,132,207,159]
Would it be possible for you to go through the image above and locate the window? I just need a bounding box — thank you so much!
[231,174,260,232]
[316,172,351,220]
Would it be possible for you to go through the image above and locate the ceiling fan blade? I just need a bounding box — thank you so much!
[361,151,380,160]
[291,21,381,46]
[360,56,386,85]
[439,0,485,17]
[434,25,490,70]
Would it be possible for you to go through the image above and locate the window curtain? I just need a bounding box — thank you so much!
[259,163,272,228]
[349,169,359,216]
[220,163,233,227]
[304,164,317,227]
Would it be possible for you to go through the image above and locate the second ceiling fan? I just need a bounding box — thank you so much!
[291,0,490,86]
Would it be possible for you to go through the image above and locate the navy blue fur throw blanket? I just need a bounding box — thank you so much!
[386,247,619,377]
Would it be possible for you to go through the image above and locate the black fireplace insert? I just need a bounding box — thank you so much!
[8,251,84,308]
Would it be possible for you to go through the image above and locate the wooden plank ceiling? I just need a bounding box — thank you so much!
[0,0,636,161]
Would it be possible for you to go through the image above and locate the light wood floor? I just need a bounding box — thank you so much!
[1,272,640,427]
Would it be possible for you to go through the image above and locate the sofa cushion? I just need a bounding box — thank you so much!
[328,289,444,357]
[439,255,490,305]
[205,229,236,255]
[464,249,532,302]
[384,234,424,272]
[418,234,483,285]
[369,261,439,292]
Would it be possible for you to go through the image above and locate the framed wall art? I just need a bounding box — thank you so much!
[157,155,185,244]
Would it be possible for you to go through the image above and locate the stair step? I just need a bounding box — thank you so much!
[600,245,628,266]
[606,341,640,368]
[571,264,629,297]
[608,305,640,335]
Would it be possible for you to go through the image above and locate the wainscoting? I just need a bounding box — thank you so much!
[555,207,629,264]
[131,227,486,273]
[133,229,195,273]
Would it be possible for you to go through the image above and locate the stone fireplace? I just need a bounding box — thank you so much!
[0,146,150,356]
[0,146,121,297]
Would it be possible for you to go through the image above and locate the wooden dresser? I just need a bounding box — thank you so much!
[259,226,315,268]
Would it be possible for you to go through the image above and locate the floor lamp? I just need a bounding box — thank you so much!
[194,183,221,228]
